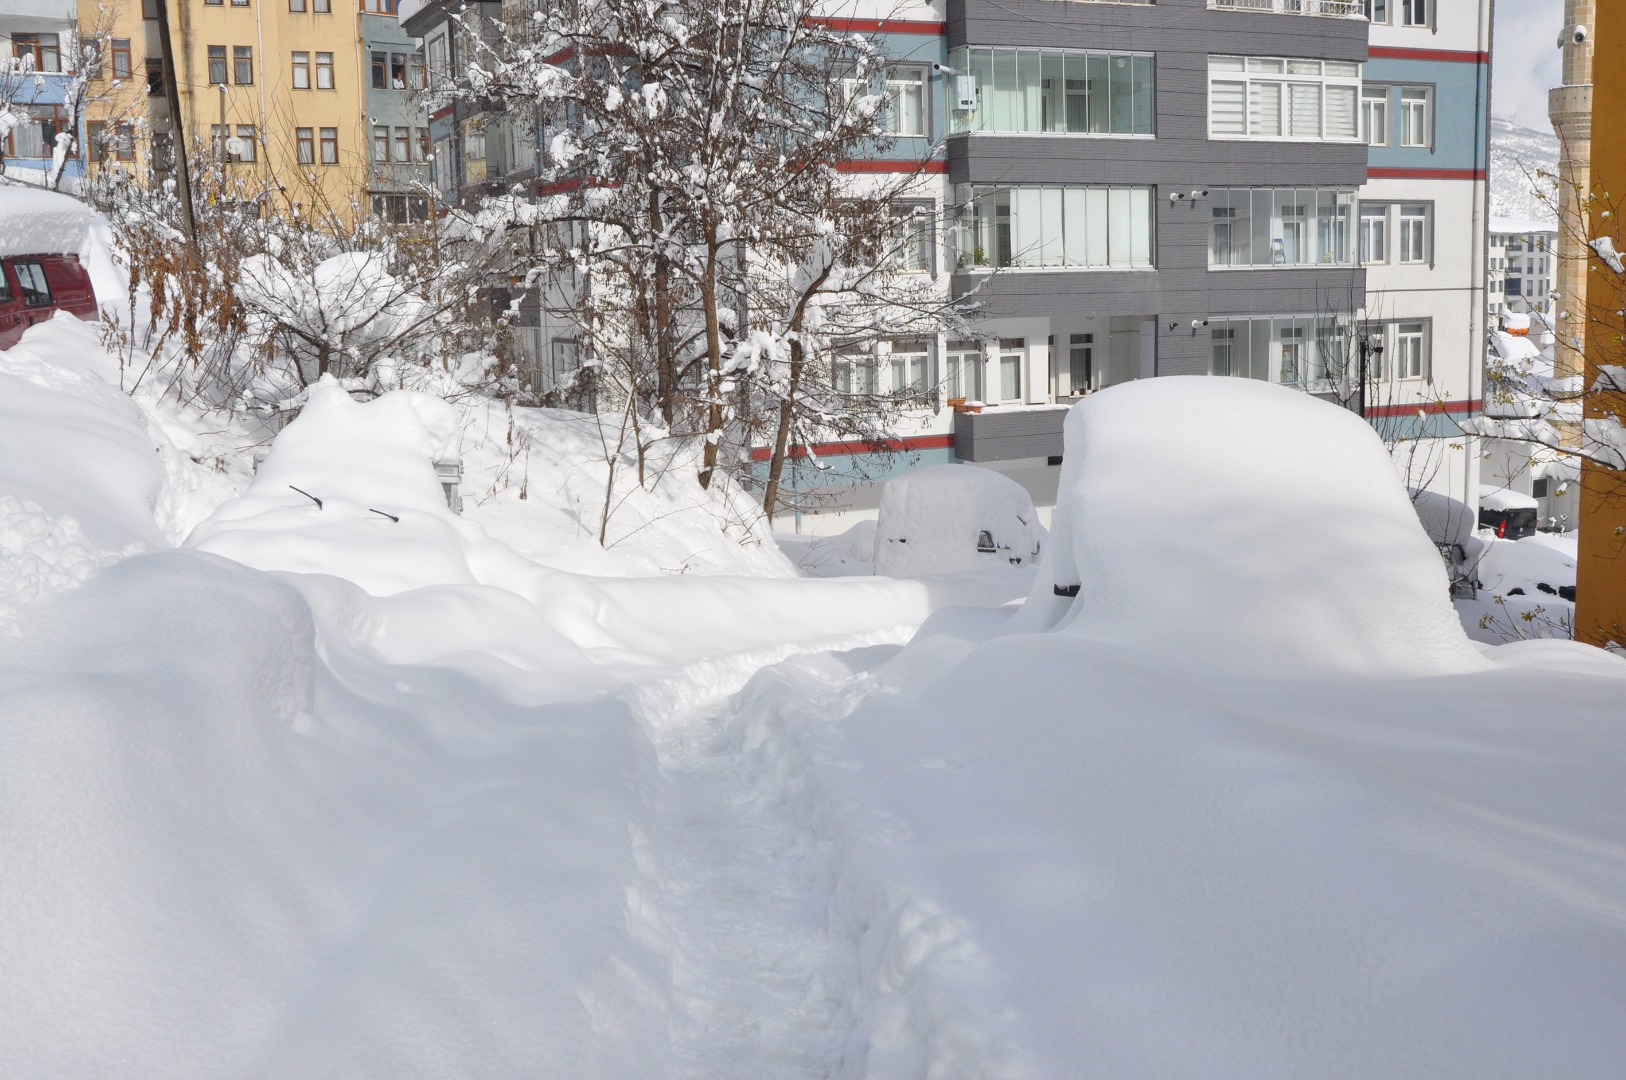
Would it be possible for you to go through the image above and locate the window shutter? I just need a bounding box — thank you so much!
[1325,85,1357,139]
[1288,83,1321,139]
[1250,82,1282,137]
[1210,80,1246,136]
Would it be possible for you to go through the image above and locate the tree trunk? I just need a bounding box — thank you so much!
[697,230,723,490]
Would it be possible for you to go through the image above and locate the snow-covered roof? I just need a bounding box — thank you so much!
[1479,485,1539,512]
[1489,216,1558,237]
[0,186,98,259]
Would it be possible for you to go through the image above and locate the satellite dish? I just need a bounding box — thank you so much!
[225,136,246,156]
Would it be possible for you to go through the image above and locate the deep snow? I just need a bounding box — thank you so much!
[4,250,1626,1078]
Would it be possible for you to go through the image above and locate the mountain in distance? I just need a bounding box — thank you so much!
[1489,116,1560,230]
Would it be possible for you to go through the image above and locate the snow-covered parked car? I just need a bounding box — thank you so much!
[1408,489,1485,597]
[872,463,1042,577]
[0,189,100,350]
[1478,485,1539,540]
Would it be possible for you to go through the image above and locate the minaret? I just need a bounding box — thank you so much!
[1548,0,1594,380]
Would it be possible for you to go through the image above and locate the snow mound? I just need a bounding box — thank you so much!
[0,323,164,625]
[183,378,515,594]
[872,464,1041,577]
[1023,377,1485,677]
[0,186,99,259]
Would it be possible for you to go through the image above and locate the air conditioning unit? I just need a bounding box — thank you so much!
[955,75,977,111]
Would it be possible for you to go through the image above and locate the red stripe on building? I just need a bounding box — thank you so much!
[749,433,956,462]
[837,160,948,174]
[1367,167,1487,180]
[805,17,945,35]
[430,105,454,122]
[1367,46,1489,64]
[1364,399,1480,419]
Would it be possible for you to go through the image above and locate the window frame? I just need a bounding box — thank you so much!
[1359,202,1389,264]
[233,45,253,85]
[373,124,390,163]
[1361,84,1389,147]
[956,183,1156,271]
[234,124,257,163]
[1207,55,1362,143]
[949,45,1155,138]
[315,51,334,89]
[295,126,315,165]
[890,201,935,275]
[882,65,929,138]
[291,50,310,89]
[13,33,63,73]
[207,45,227,85]
[111,38,132,79]
[1397,202,1432,265]
[1398,85,1433,149]
[319,126,338,164]
[1400,0,1430,28]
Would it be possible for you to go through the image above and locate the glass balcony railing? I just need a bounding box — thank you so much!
[1210,0,1364,16]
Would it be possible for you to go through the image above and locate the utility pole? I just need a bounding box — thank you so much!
[152,0,198,253]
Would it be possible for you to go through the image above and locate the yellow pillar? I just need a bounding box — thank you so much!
[1575,0,1626,647]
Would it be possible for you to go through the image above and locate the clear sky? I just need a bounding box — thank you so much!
[1492,0,1565,130]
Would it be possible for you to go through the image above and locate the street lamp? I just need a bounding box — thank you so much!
[1356,333,1384,420]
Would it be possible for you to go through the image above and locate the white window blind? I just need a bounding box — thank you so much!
[1210,81,1246,136]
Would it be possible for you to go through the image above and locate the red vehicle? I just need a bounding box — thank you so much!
[0,253,99,350]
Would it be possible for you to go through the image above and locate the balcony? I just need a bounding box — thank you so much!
[953,406,1068,463]
[1209,0,1364,16]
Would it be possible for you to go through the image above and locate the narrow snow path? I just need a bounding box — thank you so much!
[614,640,901,1079]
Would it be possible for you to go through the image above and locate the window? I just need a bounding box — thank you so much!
[1208,56,1360,141]
[833,346,877,396]
[998,338,1024,403]
[373,125,390,162]
[371,51,386,90]
[883,67,926,136]
[315,51,333,88]
[1401,0,1428,27]
[290,0,305,9]
[391,53,408,91]
[891,204,933,273]
[234,124,256,162]
[111,39,131,79]
[1207,316,1349,386]
[232,0,249,7]
[945,342,985,401]
[417,128,431,161]
[82,37,103,79]
[116,122,134,160]
[362,0,397,11]
[320,127,338,163]
[394,125,411,162]
[86,121,108,162]
[1399,87,1431,147]
[233,46,253,85]
[292,51,310,88]
[1068,333,1094,394]
[1362,86,1388,146]
[15,262,52,306]
[889,342,933,398]
[949,47,1154,136]
[426,34,449,87]
[410,57,426,90]
[207,45,227,85]
[1207,189,1356,267]
[296,126,314,164]
[205,0,222,6]
[143,0,159,17]
[1398,202,1431,263]
[14,33,62,73]
[956,184,1154,270]
[146,58,163,95]
[1365,0,1389,22]
[1359,203,1388,263]
[1394,322,1428,379]
[314,0,330,11]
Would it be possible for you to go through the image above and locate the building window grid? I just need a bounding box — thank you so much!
[956,184,1155,271]
[316,51,334,88]
[320,126,338,164]
[296,126,314,164]
[292,51,310,89]
[1361,85,1388,146]
[950,46,1155,137]
[1209,188,1356,268]
[1208,56,1361,142]
[207,45,227,84]
[233,46,253,85]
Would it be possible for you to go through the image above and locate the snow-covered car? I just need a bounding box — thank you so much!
[872,463,1042,577]
[0,188,101,350]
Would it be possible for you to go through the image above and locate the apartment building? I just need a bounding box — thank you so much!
[1357,0,1490,502]
[391,0,1492,527]
[3,0,429,220]
[1,0,88,186]
[1487,223,1556,320]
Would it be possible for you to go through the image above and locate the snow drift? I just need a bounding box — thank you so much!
[1020,377,1485,677]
